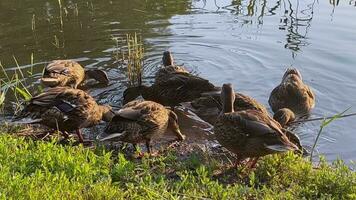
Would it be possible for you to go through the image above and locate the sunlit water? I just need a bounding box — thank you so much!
[0,0,355,164]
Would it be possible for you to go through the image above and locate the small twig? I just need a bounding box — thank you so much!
[290,112,356,124]
[40,133,51,140]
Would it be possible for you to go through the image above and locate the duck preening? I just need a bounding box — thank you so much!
[41,60,109,89]
[269,68,315,117]
[14,87,114,143]
[123,51,219,108]
[97,100,186,154]
[214,83,299,168]
[155,51,190,83]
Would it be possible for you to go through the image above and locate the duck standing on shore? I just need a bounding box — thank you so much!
[98,100,186,154]
[214,83,299,168]
[41,60,109,89]
[14,87,114,143]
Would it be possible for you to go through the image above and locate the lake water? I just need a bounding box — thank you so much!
[0,0,355,164]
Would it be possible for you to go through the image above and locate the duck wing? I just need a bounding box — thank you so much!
[18,87,81,120]
[231,110,297,151]
[157,72,218,95]
[102,101,164,141]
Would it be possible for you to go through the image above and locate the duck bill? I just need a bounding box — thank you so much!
[282,68,302,82]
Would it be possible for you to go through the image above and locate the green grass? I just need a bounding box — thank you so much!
[0,132,354,199]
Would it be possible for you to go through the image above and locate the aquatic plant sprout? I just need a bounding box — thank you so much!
[0,57,34,113]
[122,33,144,86]
[310,107,351,162]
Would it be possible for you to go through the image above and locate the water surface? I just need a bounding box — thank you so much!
[1,0,356,164]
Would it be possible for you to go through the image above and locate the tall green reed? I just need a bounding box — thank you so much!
[121,33,144,86]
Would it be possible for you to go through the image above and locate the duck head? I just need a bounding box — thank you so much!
[220,83,236,113]
[123,85,147,105]
[168,111,185,141]
[99,105,115,122]
[273,108,296,127]
[162,51,174,66]
[282,68,303,84]
[85,69,110,86]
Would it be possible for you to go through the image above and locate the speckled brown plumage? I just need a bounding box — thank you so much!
[17,87,113,142]
[155,51,190,84]
[123,51,219,107]
[214,84,298,166]
[273,108,296,127]
[123,72,219,107]
[41,60,109,88]
[190,91,268,125]
[269,68,315,116]
[98,100,185,153]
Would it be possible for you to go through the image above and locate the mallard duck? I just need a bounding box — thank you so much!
[41,60,109,88]
[97,100,186,154]
[269,68,315,116]
[155,51,190,83]
[214,83,298,168]
[15,87,114,143]
[273,108,296,127]
[186,90,268,125]
[123,72,219,108]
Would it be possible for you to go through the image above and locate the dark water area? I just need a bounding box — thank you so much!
[0,0,355,164]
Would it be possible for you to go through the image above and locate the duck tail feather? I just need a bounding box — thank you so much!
[96,132,126,141]
[12,118,42,124]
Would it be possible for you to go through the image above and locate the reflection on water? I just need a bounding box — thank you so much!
[1,0,356,164]
[279,0,316,53]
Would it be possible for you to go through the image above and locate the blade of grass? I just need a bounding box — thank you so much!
[13,55,25,79]
[32,14,36,31]
[310,107,351,162]
[0,90,5,107]
[28,53,34,76]
[0,61,11,82]
[15,87,32,102]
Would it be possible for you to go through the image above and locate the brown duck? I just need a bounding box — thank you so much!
[97,100,186,154]
[269,68,315,116]
[186,89,268,125]
[123,55,219,108]
[41,60,109,88]
[155,51,190,84]
[16,87,114,143]
[214,83,298,167]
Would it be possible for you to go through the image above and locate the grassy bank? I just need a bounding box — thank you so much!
[0,133,354,199]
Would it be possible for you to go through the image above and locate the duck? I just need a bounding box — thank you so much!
[97,100,186,154]
[123,57,219,108]
[214,83,299,168]
[273,108,296,127]
[155,51,190,83]
[269,68,315,117]
[41,60,109,89]
[186,89,269,125]
[15,87,114,143]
